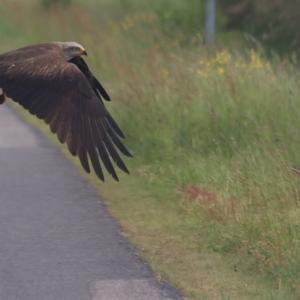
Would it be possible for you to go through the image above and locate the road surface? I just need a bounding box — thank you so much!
[0,105,180,300]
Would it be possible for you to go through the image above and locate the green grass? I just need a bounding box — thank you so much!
[2,1,300,299]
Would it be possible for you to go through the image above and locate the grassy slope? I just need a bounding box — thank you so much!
[2,1,300,299]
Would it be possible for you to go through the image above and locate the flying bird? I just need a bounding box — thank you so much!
[0,42,132,181]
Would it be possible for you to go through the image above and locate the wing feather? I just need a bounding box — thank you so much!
[0,44,130,181]
[99,122,129,174]
[104,120,132,156]
[69,56,111,101]
[86,118,105,181]
[93,120,119,180]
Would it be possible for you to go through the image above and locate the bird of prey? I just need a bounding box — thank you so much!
[0,41,131,181]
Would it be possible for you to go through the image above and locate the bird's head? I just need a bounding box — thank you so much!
[59,41,87,61]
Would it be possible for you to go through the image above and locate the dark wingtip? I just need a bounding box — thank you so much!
[96,173,105,182]
[123,168,130,175]
[94,78,111,101]
[106,114,125,138]
[104,93,111,101]
[111,172,119,181]
[117,161,130,174]
[126,151,133,158]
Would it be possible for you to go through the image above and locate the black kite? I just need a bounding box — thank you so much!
[0,42,131,181]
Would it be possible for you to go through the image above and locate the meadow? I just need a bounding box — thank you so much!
[2,1,300,299]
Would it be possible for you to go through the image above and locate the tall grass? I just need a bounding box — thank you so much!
[2,1,300,298]
[117,42,300,293]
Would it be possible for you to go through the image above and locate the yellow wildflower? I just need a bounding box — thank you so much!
[250,50,265,69]
[215,49,231,65]
[217,67,225,76]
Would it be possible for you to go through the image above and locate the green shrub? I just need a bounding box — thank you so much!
[221,0,300,53]
[152,0,203,35]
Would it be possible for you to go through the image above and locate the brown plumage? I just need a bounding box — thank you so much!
[0,41,131,181]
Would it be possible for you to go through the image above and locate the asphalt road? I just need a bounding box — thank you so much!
[0,105,180,300]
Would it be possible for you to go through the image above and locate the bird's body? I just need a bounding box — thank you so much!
[0,42,131,181]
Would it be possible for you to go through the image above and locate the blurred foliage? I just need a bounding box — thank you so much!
[39,0,300,53]
[152,0,203,36]
[221,0,300,53]
[41,0,72,8]
[97,0,228,43]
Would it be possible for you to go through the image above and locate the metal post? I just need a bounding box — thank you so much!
[196,0,202,33]
[205,0,216,47]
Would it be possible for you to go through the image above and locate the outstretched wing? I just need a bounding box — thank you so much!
[0,48,131,181]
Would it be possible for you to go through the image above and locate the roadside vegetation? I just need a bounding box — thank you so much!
[2,1,300,299]
[222,0,300,54]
